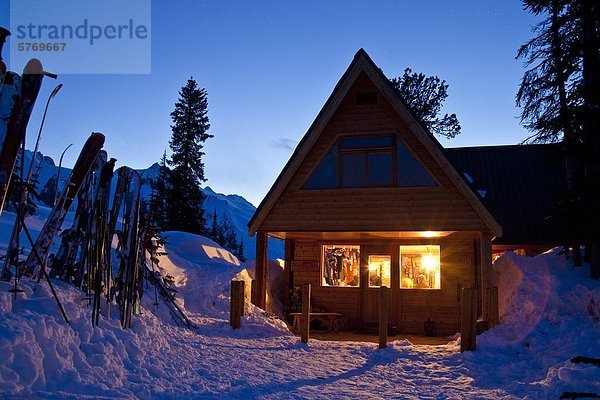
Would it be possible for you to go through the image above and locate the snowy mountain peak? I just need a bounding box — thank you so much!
[23,149,283,260]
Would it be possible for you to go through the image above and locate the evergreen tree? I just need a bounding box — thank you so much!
[517,0,581,144]
[217,213,233,247]
[578,0,600,278]
[517,0,584,265]
[148,151,170,236]
[167,77,213,234]
[38,175,57,207]
[225,227,238,254]
[140,199,164,259]
[390,68,461,139]
[518,0,600,277]
[236,239,246,262]
[210,209,218,241]
[211,211,241,256]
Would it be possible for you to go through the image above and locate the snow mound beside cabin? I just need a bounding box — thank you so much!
[153,231,285,320]
[463,249,600,398]
[0,231,291,398]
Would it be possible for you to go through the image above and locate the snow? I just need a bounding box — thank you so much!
[471,249,600,397]
[1,209,600,398]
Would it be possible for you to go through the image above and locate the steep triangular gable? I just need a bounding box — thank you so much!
[249,49,501,237]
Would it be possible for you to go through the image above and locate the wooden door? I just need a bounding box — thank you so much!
[360,244,398,327]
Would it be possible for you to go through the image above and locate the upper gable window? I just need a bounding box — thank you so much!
[302,144,338,189]
[302,134,436,190]
[356,91,378,105]
[339,135,392,149]
[397,140,436,186]
[340,135,394,188]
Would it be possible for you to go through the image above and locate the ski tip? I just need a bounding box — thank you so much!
[23,58,43,75]
[50,84,63,98]
[89,132,106,146]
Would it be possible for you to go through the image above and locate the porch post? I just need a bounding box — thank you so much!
[254,231,268,309]
[479,232,493,322]
[283,238,295,309]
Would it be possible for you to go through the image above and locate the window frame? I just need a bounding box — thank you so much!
[337,134,397,188]
[368,254,392,288]
[399,244,442,291]
[321,244,361,288]
[301,131,440,191]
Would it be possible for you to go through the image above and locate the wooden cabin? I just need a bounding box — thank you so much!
[248,49,502,335]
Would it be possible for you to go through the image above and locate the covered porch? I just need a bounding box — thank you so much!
[252,229,495,337]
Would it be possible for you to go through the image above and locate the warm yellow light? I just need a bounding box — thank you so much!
[422,254,437,272]
[422,231,437,238]
[369,263,377,272]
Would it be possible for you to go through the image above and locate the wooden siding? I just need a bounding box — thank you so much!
[286,234,476,335]
[260,72,488,233]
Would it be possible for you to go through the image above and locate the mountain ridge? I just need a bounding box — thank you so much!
[18,149,283,260]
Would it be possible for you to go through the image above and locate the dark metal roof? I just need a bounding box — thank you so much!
[446,144,567,246]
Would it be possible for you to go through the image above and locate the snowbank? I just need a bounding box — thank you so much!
[1,232,599,398]
[154,231,284,320]
[0,230,292,398]
[468,249,600,398]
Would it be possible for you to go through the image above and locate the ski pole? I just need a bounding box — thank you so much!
[54,143,73,206]
[26,84,62,187]
[11,199,71,327]
[3,85,64,281]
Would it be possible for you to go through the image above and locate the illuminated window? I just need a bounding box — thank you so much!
[400,245,441,289]
[368,255,391,288]
[322,245,360,287]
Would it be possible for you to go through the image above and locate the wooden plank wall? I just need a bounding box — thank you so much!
[260,71,489,233]
[398,237,474,334]
[286,235,475,335]
[289,241,361,327]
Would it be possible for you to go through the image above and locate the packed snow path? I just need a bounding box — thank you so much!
[0,279,516,399]
[0,229,599,398]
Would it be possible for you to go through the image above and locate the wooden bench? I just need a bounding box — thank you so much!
[289,312,346,333]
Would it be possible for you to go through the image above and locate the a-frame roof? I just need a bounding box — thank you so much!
[248,49,501,237]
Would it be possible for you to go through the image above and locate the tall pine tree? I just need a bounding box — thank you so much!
[579,0,600,278]
[149,151,170,235]
[236,239,246,262]
[167,78,213,234]
[390,68,461,139]
[38,175,57,207]
[518,0,600,277]
[210,208,218,240]
[517,0,584,265]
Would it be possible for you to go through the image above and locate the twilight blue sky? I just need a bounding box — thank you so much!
[1,1,539,206]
